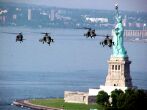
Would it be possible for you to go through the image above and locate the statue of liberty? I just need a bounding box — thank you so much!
[112,4,127,58]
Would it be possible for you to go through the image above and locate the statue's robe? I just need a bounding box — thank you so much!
[112,16,127,58]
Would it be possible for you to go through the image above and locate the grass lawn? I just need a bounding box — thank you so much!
[30,98,104,110]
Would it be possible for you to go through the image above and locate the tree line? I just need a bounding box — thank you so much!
[96,88,147,110]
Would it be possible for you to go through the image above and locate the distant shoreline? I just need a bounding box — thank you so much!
[13,98,102,110]
[13,99,61,110]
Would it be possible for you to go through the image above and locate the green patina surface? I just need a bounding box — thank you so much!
[30,98,104,110]
[112,5,127,58]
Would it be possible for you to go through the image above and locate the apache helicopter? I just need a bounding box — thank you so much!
[16,33,24,42]
[2,32,25,43]
[83,27,97,38]
[39,32,54,46]
[100,35,114,48]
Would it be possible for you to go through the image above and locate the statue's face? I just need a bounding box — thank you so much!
[117,16,122,23]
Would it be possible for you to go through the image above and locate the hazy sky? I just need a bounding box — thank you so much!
[0,0,147,12]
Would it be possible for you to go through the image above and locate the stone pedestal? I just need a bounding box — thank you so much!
[105,56,132,87]
[89,85,128,95]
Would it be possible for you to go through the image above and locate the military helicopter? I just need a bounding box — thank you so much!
[2,32,25,43]
[100,35,114,48]
[39,32,54,46]
[16,33,24,42]
[83,27,97,38]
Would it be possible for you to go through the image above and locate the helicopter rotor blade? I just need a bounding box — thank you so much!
[41,32,50,34]
[83,27,91,30]
[2,32,19,34]
[31,32,50,34]
[74,27,92,30]
[96,34,112,37]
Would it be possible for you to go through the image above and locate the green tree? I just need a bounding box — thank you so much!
[111,89,124,108]
[121,89,147,110]
[116,92,126,109]
[97,89,147,110]
[96,90,109,106]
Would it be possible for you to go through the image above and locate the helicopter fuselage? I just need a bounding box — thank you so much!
[16,34,23,42]
[84,29,96,38]
[100,36,114,47]
[39,35,54,46]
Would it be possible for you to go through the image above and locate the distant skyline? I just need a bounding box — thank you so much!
[0,0,147,12]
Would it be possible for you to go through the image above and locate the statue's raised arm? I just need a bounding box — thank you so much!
[115,4,119,18]
[112,4,127,58]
